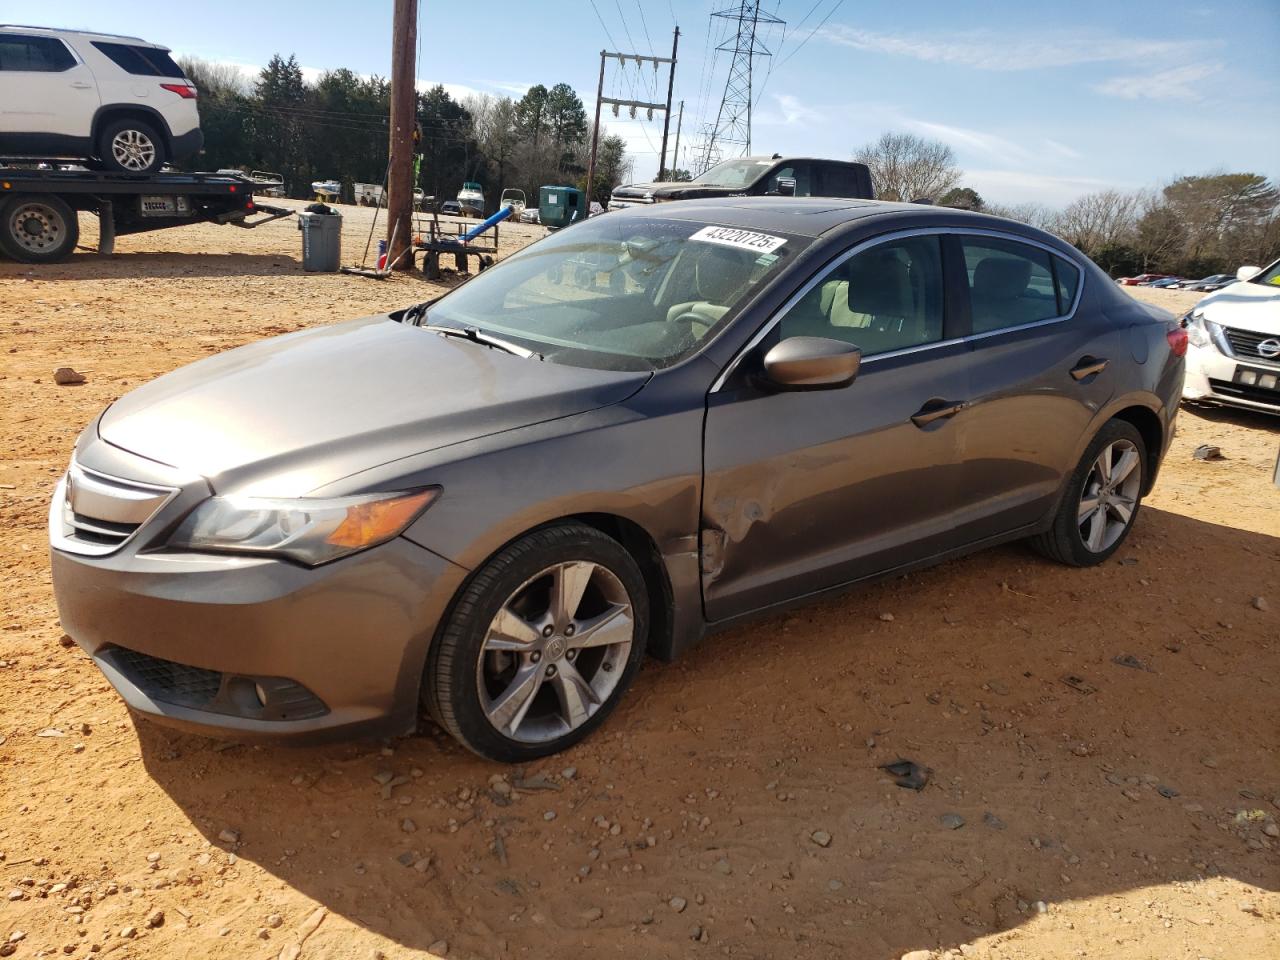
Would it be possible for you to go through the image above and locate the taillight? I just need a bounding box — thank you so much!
[1166,325,1188,357]
[160,83,198,99]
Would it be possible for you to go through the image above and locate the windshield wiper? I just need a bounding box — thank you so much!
[422,323,543,360]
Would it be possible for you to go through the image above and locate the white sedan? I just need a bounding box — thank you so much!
[1182,259,1280,415]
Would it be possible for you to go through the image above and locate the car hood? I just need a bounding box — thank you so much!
[97,315,649,497]
[612,180,742,201]
[1198,280,1280,335]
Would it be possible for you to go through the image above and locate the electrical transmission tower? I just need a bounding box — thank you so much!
[694,2,784,174]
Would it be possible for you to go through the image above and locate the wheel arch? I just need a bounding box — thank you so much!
[91,105,173,152]
[1109,404,1165,495]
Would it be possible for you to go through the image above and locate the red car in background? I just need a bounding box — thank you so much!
[1117,273,1173,286]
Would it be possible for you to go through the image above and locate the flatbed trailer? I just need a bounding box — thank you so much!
[0,168,293,264]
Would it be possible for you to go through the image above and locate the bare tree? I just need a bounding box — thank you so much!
[1051,189,1141,255]
[853,132,962,202]
[984,201,1059,231]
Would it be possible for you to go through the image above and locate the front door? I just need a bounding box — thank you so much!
[701,233,971,621]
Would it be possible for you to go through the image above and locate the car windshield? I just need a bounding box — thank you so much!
[1248,261,1280,286]
[692,158,775,189]
[419,215,806,370]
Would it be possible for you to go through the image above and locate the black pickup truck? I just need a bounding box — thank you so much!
[609,154,873,210]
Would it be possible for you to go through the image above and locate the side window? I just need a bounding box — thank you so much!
[767,163,811,197]
[961,237,1058,334]
[779,235,945,356]
[1054,256,1081,313]
[0,34,76,72]
[815,163,860,198]
[90,42,186,78]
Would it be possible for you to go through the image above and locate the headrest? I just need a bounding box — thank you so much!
[845,250,912,317]
[973,256,1031,301]
[694,245,756,304]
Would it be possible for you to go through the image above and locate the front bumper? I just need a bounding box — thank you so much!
[49,449,469,741]
[1183,342,1280,415]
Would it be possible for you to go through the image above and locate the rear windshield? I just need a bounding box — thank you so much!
[91,41,185,78]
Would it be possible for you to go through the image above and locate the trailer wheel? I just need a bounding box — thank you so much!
[0,195,80,264]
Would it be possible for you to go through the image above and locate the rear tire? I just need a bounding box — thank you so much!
[1031,419,1148,566]
[0,195,79,263]
[425,523,648,762]
[97,118,166,174]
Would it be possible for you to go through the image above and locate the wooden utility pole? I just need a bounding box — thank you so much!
[657,27,680,181]
[387,0,417,270]
[671,100,684,178]
[585,51,606,212]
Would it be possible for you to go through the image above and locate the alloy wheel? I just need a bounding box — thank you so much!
[1077,438,1141,553]
[476,560,634,743]
[111,129,157,172]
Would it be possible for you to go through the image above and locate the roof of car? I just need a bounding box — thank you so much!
[615,196,1038,242]
[0,25,164,47]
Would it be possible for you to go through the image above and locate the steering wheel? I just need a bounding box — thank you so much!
[665,310,708,350]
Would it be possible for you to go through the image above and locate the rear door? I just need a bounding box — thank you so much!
[949,233,1119,540]
[701,232,972,621]
[0,33,97,140]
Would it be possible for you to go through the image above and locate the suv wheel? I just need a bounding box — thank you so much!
[0,195,80,263]
[1032,418,1148,566]
[425,523,649,762]
[98,118,165,174]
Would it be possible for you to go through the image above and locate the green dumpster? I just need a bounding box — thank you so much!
[539,186,584,230]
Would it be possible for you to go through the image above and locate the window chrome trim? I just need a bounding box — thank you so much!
[709,225,1087,393]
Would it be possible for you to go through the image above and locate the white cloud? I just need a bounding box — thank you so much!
[755,93,823,127]
[819,25,1202,72]
[902,118,1031,163]
[1092,62,1223,102]
[963,168,1123,207]
[1042,138,1082,161]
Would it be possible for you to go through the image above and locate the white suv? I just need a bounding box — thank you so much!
[0,25,202,174]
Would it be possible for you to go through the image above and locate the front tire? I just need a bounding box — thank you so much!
[1032,419,1147,566]
[425,523,649,762]
[98,118,166,174]
[0,195,79,263]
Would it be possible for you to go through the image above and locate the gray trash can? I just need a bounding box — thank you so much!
[297,210,342,271]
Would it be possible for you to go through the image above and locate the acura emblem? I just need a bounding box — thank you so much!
[1258,338,1280,359]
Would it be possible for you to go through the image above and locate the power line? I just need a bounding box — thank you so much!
[777,0,844,69]
[613,0,640,53]
[588,0,621,50]
[635,0,656,54]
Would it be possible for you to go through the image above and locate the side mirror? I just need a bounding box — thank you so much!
[763,337,861,390]
[1237,265,1260,282]
[775,177,796,197]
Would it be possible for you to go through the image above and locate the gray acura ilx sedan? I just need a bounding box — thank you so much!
[49,198,1186,761]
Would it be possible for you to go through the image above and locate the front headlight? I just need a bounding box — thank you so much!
[1182,310,1212,348]
[169,489,438,565]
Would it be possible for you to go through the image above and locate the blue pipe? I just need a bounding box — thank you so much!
[460,205,514,242]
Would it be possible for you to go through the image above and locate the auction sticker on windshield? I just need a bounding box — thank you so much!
[690,225,787,254]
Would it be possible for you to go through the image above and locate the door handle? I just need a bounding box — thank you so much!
[1070,356,1109,381]
[910,398,967,428]
[70,81,93,89]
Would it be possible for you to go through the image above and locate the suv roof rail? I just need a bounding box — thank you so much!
[0,24,149,43]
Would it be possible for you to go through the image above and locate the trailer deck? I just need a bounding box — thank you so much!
[0,168,293,263]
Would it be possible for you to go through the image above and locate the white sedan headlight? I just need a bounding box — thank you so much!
[1181,309,1221,350]
[169,489,438,565]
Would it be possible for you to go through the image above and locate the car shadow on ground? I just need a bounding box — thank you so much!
[136,507,1279,959]
[0,250,301,280]
[1181,400,1280,434]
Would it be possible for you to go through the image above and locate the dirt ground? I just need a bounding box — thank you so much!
[1,202,1277,960]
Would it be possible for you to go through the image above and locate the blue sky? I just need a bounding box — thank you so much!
[37,0,1280,206]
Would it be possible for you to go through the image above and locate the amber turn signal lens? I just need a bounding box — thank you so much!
[324,490,438,548]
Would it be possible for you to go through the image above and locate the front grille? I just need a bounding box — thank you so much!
[1223,326,1280,363]
[54,463,176,556]
[1208,376,1280,408]
[99,647,329,722]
